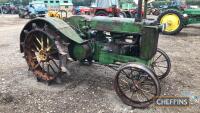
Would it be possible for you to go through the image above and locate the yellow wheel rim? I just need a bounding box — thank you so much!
[160,13,180,32]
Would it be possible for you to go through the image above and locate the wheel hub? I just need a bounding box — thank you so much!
[38,49,48,62]
[160,13,180,32]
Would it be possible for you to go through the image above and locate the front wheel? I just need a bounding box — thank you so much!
[158,10,184,35]
[114,63,161,108]
[151,48,171,80]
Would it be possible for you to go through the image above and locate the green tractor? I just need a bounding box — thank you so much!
[158,0,200,35]
[20,0,171,108]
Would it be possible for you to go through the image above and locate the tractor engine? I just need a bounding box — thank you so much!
[100,33,140,56]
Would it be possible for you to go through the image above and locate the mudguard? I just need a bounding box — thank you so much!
[20,17,84,52]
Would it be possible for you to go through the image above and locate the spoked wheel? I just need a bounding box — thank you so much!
[151,48,171,80]
[24,25,63,84]
[114,64,161,108]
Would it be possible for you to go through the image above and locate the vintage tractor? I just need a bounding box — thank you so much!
[157,0,200,35]
[20,0,171,108]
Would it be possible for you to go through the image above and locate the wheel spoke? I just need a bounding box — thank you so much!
[41,62,45,70]
[156,65,168,68]
[154,60,167,63]
[138,89,149,101]
[41,34,44,49]
[49,63,56,74]
[154,54,162,62]
[51,59,60,70]
[155,66,164,74]
[47,36,49,48]
[121,69,133,79]
[35,35,42,47]
[47,43,55,51]
[136,91,143,102]
[33,63,40,70]
[47,62,50,73]
[140,87,155,96]
[33,42,40,51]
[120,78,129,86]
[141,79,155,86]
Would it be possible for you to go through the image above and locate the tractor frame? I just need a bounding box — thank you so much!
[20,0,171,108]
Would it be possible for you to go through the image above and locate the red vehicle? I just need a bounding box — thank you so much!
[72,0,121,17]
[91,0,120,16]
[72,6,91,15]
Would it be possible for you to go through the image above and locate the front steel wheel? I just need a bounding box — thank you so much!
[114,64,161,108]
[151,48,171,80]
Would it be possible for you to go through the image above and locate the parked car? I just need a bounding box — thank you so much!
[19,2,47,19]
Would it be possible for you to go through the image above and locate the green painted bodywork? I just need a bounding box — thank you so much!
[99,51,150,65]
[21,17,84,44]
[67,15,143,33]
[183,8,200,25]
[90,16,142,33]
[20,15,160,65]
[40,17,84,43]
[184,8,200,15]
[66,15,160,64]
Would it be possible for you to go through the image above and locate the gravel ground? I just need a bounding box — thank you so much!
[0,15,199,113]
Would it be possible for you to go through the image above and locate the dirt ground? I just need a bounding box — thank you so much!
[0,15,199,113]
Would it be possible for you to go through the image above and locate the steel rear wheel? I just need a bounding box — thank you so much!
[24,25,62,83]
[114,64,161,108]
[151,48,171,80]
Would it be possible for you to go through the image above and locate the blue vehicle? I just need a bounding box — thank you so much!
[19,2,47,19]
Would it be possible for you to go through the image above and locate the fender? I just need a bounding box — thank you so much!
[20,17,84,52]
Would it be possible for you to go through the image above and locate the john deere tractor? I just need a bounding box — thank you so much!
[158,0,200,35]
[20,0,171,108]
